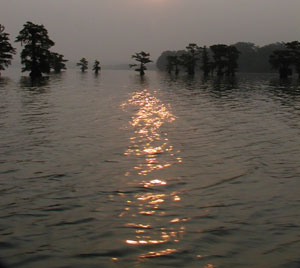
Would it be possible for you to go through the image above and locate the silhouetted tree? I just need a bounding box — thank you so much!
[210,44,240,76]
[200,46,211,76]
[285,41,300,78]
[269,50,294,79]
[0,24,16,76]
[156,50,185,71]
[15,21,55,79]
[225,46,240,76]
[166,56,174,74]
[92,60,101,74]
[77,57,88,72]
[180,43,201,75]
[130,51,152,76]
[166,55,181,75]
[257,42,285,73]
[50,52,67,73]
[232,42,257,73]
[210,44,228,76]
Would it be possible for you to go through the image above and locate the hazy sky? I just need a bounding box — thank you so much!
[1,0,300,64]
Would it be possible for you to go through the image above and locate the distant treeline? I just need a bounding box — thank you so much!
[1,21,299,79]
[156,42,286,73]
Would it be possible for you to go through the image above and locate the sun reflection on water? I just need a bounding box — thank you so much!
[120,89,184,261]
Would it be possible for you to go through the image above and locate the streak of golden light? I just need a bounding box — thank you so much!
[139,249,177,258]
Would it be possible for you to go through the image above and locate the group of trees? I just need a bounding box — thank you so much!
[0,22,103,78]
[157,43,240,77]
[157,41,300,78]
[2,22,300,79]
[269,41,300,79]
[0,22,67,78]
[77,58,102,74]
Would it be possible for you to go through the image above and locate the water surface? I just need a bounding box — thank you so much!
[1,70,300,267]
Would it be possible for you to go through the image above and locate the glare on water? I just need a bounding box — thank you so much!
[121,89,184,260]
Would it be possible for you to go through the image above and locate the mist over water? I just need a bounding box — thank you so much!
[1,70,300,267]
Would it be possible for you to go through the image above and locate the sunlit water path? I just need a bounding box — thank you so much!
[1,70,300,267]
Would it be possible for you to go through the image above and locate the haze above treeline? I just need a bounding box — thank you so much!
[1,0,300,65]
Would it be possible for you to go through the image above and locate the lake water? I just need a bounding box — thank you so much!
[1,69,300,268]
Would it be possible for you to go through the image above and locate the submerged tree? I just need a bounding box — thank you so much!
[200,46,211,76]
[210,44,228,76]
[210,44,240,76]
[130,51,152,76]
[269,50,294,79]
[0,24,16,76]
[50,52,67,73]
[285,41,300,78]
[92,60,101,74]
[232,42,258,73]
[77,57,88,72]
[225,46,240,76]
[166,55,181,75]
[180,43,201,75]
[15,21,55,79]
[269,41,300,79]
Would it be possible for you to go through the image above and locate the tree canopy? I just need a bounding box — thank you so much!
[269,41,300,79]
[0,24,16,76]
[130,51,152,76]
[92,60,101,74]
[15,21,55,78]
[180,43,201,75]
[50,52,68,73]
[77,58,88,72]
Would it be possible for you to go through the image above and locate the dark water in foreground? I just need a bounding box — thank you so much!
[1,70,300,268]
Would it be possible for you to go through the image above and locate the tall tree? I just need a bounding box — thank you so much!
[210,44,228,76]
[156,50,185,71]
[0,24,16,76]
[130,51,152,76]
[225,46,240,76]
[232,42,257,73]
[285,41,300,78]
[210,44,240,76]
[15,21,55,78]
[180,43,201,75]
[200,46,211,76]
[50,52,67,73]
[166,55,181,75]
[77,58,88,72]
[166,55,174,74]
[256,43,285,73]
[269,50,294,79]
[92,60,101,74]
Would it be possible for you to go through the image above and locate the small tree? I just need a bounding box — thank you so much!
[92,60,101,74]
[77,57,88,72]
[50,52,67,73]
[15,21,55,78]
[130,51,152,76]
[0,24,16,76]
[180,43,201,75]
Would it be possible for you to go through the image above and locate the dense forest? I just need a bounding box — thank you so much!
[156,42,286,73]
